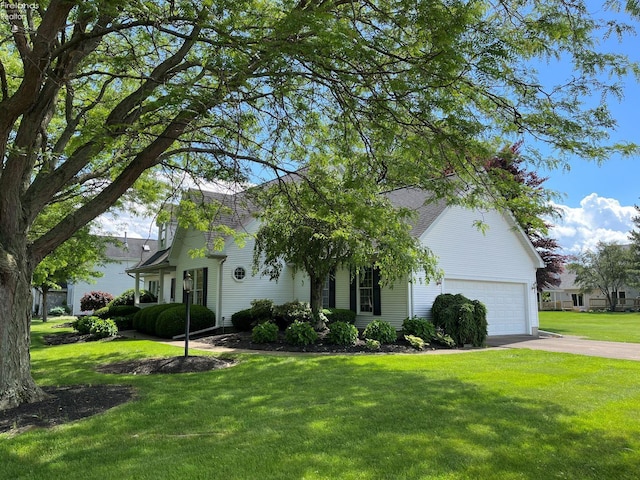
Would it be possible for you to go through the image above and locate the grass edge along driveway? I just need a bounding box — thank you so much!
[1,319,640,479]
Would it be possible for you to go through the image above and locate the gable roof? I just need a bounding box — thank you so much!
[384,187,448,237]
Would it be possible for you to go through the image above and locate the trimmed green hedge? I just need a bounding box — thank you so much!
[132,303,182,335]
[322,308,357,325]
[155,304,216,339]
[362,320,397,344]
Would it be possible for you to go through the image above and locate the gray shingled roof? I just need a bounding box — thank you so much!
[104,237,157,262]
[384,187,448,237]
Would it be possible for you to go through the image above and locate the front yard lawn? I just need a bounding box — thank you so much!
[539,310,640,343]
[1,319,640,479]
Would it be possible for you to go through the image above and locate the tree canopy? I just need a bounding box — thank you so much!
[569,242,634,311]
[1,0,638,410]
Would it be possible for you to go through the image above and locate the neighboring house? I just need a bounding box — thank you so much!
[539,270,640,311]
[64,236,158,315]
[128,186,544,337]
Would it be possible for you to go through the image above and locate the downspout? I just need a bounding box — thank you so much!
[217,257,227,328]
[407,278,414,319]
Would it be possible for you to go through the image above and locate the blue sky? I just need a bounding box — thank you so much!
[532,1,640,254]
[100,1,640,255]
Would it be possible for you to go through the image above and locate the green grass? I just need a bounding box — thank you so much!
[540,310,640,343]
[2,318,640,479]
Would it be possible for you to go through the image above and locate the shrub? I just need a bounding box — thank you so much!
[402,317,436,341]
[252,321,279,343]
[109,288,157,307]
[48,305,69,317]
[80,291,114,311]
[155,305,216,339]
[132,303,181,335]
[231,308,256,332]
[322,308,357,325]
[431,294,488,347]
[365,338,381,351]
[90,319,118,339]
[285,320,318,346]
[73,316,98,334]
[404,334,425,350]
[95,304,140,320]
[327,321,359,346]
[434,330,456,348]
[112,316,134,331]
[362,320,397,344]
[250,299,275,321]
[274,301,313,330]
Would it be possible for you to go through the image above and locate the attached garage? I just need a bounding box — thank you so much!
[444,279,529,336]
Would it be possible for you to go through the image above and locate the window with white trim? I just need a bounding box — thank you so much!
[185,268,205,305]
[359,267,374,313]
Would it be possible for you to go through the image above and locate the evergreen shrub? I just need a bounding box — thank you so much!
[322,308,357,325]
[431,293,488,347]
[155,304,216,339]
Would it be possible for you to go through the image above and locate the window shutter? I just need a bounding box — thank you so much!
[329,270,336,308]
[349,270,357,313]
[202,267,208,307]
[372,267,381,316]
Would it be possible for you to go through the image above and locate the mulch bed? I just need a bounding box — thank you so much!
[199,330,443,354]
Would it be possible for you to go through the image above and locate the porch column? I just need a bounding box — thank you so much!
[134,273,140,306]
[158,269,165,304]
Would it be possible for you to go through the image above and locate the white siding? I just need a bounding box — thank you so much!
[419,206,540,335]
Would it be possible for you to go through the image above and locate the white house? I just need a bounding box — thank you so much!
[539,269,640,311]
[127,186,544,336]
[66,236,158,315]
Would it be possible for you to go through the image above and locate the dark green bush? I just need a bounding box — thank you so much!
[231,308,256,332]
[362,319,397,344]
[96,304,140,320]
[322,308,357,325]
[112,316,133,331]
[285,320,318,346]
[132,303,181,335]
[109,288,157,306]
[154,305,216,339]
[327,321,359,346]
[90,319,118,338]
[274,301,313,330]
[402,317,436,341]
[252,321,279,343]
[73,316,98,334]
[250,299,275,321]
[431,294,487,347]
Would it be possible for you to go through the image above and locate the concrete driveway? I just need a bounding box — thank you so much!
[487,332,640,361]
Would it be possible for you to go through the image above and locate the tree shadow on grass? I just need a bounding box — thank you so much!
[3,354,638,479]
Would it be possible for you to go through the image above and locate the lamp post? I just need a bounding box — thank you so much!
[183,272,193,358]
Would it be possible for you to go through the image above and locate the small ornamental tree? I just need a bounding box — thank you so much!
[80,291,114,312]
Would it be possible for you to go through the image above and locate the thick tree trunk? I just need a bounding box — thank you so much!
[41,287,49,323]
[310,276,326,330]
[0,244,49,410]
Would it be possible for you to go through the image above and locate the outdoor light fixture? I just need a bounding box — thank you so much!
[183,272,193,358]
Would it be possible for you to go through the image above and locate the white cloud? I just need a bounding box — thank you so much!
[549,193,636,254]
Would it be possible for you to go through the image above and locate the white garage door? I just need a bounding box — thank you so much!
[445,280,528,335]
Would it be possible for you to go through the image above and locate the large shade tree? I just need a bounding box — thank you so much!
[0,0,637,409]
[252,162,441,327]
